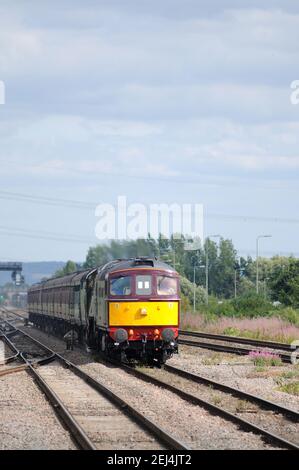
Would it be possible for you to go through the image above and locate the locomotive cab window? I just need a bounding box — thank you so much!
[110,275,132,296]
[136,275,152,295]
[157,276,177,295]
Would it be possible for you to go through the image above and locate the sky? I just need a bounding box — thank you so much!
[0,0,299,262]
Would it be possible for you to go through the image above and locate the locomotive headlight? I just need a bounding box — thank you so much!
[114,328,128,343]
[162,328,175,342]
[154,328,160,340]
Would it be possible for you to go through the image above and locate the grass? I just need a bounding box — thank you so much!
[274,365,299,395]
[211,394,222,406]
[279,369,299,380]
[254,366,266,373]
[278,382,299,396]
[181,312,299,344]
[235,400,253,413]
[201,353,222,365]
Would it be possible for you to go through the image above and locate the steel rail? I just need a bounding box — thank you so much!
[0,320,55,363]
[0,318,96,450]
[55,353,189,450]
[112,360,299,450]
[0,334,20,365]
[0,317,189,450]
[179,329,298,352]
[24,356,97,450]
[0,364,29,377]
[4,309,297,447]
[1,306,27,320]
[164,364,299,421]
[179,338,293,363]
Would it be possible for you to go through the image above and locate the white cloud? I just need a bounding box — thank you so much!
[0,4,298,189]
[1,113,299,182]
[0,80,5,104]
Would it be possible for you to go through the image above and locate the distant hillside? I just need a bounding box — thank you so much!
[0,262,69,286]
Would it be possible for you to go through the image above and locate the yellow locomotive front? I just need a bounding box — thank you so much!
[102,258,180,365]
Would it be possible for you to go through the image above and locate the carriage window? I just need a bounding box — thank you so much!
[136,275,152,295]
[110,276,132,296]
[157,276,177,295]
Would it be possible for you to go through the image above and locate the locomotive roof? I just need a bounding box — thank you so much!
[98,257,177,278]
[29,258,177,290]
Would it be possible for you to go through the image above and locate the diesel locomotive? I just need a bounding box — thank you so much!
[27,257,180,365]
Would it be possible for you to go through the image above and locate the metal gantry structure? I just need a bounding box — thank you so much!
[0,262,23,285]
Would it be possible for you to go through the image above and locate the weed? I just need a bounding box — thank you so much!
[278,381,299,396]
[202,353,222,365]
[235,400,253,413]
[211,395,222,406]
[248,350,282,367]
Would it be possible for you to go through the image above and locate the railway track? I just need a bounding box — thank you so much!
[0,313,189,450]
[1,307,27,321]
[6,307,294,350]
[110,360,299,450]
[179,331,297,364]
[9,307,295,361]
[179,329,298,351]
[2,307,299,449]
[0,316,30,376]
[0,334,19,365]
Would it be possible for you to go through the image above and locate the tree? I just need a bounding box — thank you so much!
[84,246,110,268]
[81,237,299,307]
[180,275,207,307]
[184,246,205,287]
[214,239,237,298]
[202,238,218,295]
[237,276,255,296]
[54,260,78,277]
[169,234,186,275]
[270,258,299,307]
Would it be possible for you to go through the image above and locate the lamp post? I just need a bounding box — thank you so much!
[256,235,272,293]
[193,264,205,312]
[205,234,221,304]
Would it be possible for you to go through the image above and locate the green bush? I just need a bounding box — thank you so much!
[180,275,207,308]
[277,307,299,325]
[195,297,237,319]
[223,326,241,336]
[181,284,299,324]
[213,301,236,316]
[231,292,273,317]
